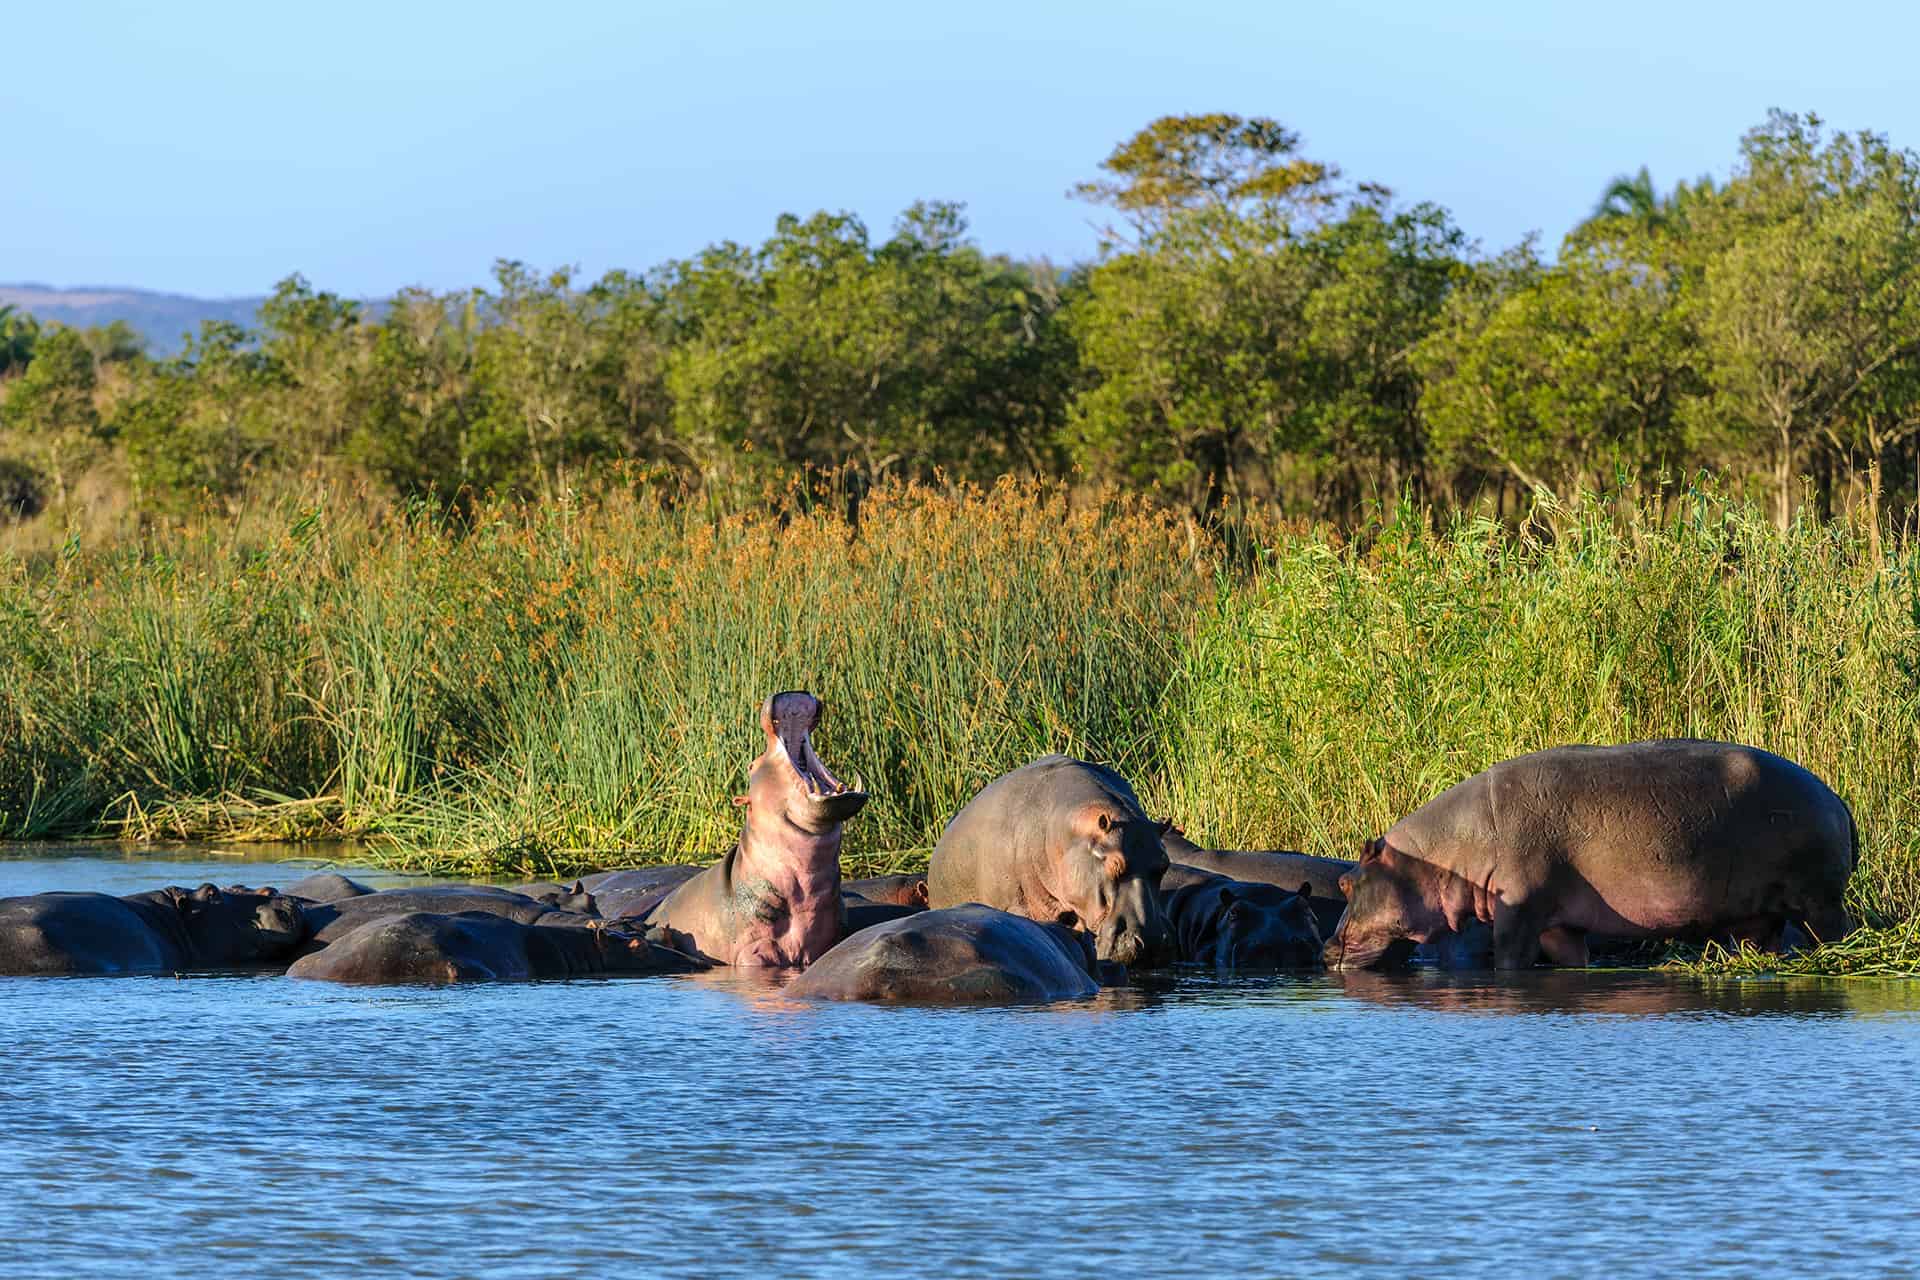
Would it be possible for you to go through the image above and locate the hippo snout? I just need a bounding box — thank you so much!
[1098,913,1174,968]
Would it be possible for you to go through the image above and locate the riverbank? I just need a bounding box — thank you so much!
[3,480,1916,965]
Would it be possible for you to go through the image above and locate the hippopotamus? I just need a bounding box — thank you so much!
[581,866,706,921]
[1326,739,1859,970]
[1159,865,1322,969]
[1162,828,1353,940]
[788,905,1103,1003]
[927,756,1175,967]
[0,883,305,976]
[645,692,868,966]
[843,874,930,909]
[295,885,596,952]
[287,912,702,984]
[843,898,923,934]
[282,872,376,902]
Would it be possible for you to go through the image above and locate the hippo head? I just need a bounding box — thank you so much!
[1323,840,1432,971]
[1208,881,1323,970]
[745,691,868,833]
[1048,807,1174,968]
[167,883,307,964]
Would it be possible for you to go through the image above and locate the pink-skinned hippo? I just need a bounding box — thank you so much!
[645,692,868,967]
[1326,739,1858,971]
[287,911,702,984]
[927,756,1175,967]
[0,884,305,976]
[1159,864,1322,970]
[788,904,1103,1003]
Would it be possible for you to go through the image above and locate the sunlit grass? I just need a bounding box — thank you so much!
[2,478,1915,952]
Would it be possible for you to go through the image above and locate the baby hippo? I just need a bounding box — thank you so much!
[1160,865,1322,970]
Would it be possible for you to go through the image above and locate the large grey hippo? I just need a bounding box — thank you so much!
[927,756,1174,967]
[1326,739,1858,970]
[0,884,305,976]
[788,905,1102,1003]
[646,691,868,967]
[288,911,701,984]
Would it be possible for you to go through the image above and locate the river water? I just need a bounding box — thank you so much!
[3,847,1919,1278]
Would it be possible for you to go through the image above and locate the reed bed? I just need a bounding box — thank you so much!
[2,480,1916,968]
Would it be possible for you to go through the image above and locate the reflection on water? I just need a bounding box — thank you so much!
[0,842,440,898]
[3,850,1920,1277]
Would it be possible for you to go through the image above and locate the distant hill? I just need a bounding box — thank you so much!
[0,283,267,357]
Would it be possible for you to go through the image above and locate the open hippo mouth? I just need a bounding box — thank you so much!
[763,691,868,826]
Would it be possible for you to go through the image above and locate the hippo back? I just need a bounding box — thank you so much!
[790,904,1101,1003]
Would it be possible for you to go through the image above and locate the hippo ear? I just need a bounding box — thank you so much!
[568,880,586,894]
[1216,885,1239,909]
[1337,872,1356,897]
[1357,838,1384,864]
[1158,817,1176,837]
[1298,881,1313,900]
[732,794,750,807]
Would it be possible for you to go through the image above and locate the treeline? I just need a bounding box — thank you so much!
[3,108,1918,527]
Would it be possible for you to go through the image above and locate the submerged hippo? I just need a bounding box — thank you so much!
[288,911,701,984]
[788,905,1102,1003]
[282,872,376,903]
[646,692,868,967]
[1160,865,1322,970]
[0,884,305,976]
[583,866,706,921]
[927,756,1175,967]
[295,885,596,953]
[1162,829,1352,940]
[1327,739,1858,971]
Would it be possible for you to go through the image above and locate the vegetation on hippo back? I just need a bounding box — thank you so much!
[1,477,1916,979]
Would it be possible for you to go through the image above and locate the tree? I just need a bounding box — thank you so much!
[1417,229,1698,499]
[116,321,285,506]
[0,326,103,508]
[662,202,1070,487]
[0,305,39,378]
[257,274,368,469]
[1071,113,1340,240]
[1682,111,1920,527]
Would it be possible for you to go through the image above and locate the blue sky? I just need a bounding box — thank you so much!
[6,0,1916,298]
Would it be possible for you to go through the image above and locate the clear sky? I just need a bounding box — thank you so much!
[6,0,1916,298]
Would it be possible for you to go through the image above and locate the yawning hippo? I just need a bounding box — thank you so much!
[1162,829,1353,940]
[1160,865,1322,969]
[927,756,1175,967]
[287,911,702,984]
[1326,739,1858,970]
[788,904,1102,1003]
[0,884,305,976]
[645,692,868,967]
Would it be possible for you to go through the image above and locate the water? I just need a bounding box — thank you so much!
[4,848,1920,1278]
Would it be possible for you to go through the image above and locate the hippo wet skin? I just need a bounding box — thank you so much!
[1326,739,1858,970]
[295,885,604,953]
[788,905,1102,1003]
[927,756,1174,967]
[1161,828,1353,941]
[0,884,305,976]
[1159,865,1322,970]
[288,911,702,984]
[645,692,868,967]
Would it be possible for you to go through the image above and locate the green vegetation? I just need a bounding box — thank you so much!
[1,483,1914,939]
[3,110,1919,533]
